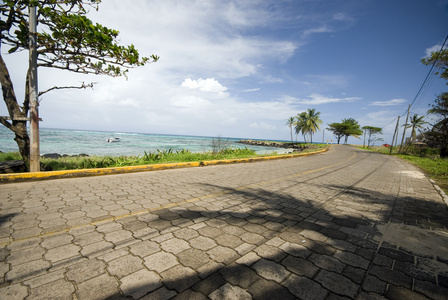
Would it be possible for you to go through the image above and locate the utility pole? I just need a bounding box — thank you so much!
[29,5,40,172]
[399,104,411,153]
[390,116,400,154]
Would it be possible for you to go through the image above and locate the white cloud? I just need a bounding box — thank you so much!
[249,122,276,130]
[280,93,361,105]
[118,98,140,108]
[181,78,228,94]
[424,43,447,58]
[243,88,260,92]
[370,99,406,106]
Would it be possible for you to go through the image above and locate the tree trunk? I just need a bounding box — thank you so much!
[0,53,31,170]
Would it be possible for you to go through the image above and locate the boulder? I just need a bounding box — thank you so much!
[0,160,27,173]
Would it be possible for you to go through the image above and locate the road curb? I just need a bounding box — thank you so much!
[0,146,330,183]
[429,179,448,207]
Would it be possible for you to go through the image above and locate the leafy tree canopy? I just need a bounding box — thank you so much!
[422,47,448,82]
[0,0,159,169]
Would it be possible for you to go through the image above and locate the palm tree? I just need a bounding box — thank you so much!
[285,117,295,143]
[408,114,428,143]
[294,112,307,142]
[304,108,322,143]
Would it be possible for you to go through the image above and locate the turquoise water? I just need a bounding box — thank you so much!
[0,127,289,156]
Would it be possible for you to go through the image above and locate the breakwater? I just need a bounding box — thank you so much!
[237,140,310,151]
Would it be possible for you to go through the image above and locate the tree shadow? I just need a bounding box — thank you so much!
[103,182,448,299]
[3,182,448,299]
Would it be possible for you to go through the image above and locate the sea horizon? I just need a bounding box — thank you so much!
[0,127,295,157]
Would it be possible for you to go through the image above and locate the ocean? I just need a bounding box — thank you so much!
[0,127,290,157]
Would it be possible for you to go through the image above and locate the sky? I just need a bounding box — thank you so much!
[2,0,448,144]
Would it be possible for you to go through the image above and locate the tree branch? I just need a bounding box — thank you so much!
[38,82,96,97]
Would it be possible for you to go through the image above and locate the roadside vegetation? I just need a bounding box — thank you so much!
[0,144,327,172]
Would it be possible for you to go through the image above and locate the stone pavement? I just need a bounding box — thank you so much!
[0,145,447,299]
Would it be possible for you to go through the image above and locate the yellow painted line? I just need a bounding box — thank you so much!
[0,147,355,247]
[0,147,330,183]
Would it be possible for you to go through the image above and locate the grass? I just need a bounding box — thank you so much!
[360,145,448,194]
[0,144,327,172]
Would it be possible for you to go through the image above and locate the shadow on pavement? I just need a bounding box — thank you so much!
[4,182,448,299]
[100,182,448,299]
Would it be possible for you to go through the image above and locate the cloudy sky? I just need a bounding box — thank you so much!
[2,0,448,143]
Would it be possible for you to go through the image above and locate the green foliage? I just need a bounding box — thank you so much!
[0,151,22,161]
[327,118,362,144]
[362,126,382,148]
[422,48,448,82]
[294,108,322,143]
[1,1,159,76]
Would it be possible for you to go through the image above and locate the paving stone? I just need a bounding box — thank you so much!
[309,253,346,274]
[6,259,50,282]
[120,269,161,299]
[192,272,226,295]
[76,273,120,300]
[161,238,191,254]
[284,274,328,300]
[207,246,239,265]
[177,248,211,269]
[129,240,160,258]
[144,251,179,273]
[386,285,428,300]
[209,283,252,300]
[367,265,412,289]
[248,277,296,300]
[80,240,114,258]
[28,278,75,300]
[6,246,45,265]
[253,244,285,262]
[220,263,260,289]
[414,279,448,300]
[107,254,144,278]
[140,286,177,300]
[251,258,290,283]
[361,274,387,294]
[342,266,366,285]
[44,243,81,262]
[334,250,370,269]
[161,264,200,293]
[377,247,414,263]
[315,269,359,298]
[281,254,319,277]
[214,233,244,248]
[173,228,200,240]
[0,283,29,300]
[172,289,208,300]
[189,236,217,251]
[279,241,312,258]
[66,258,106,283]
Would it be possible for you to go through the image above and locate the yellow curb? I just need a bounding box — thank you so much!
[0,146,330,183]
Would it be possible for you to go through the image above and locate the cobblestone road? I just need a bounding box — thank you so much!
[0,145,447,299]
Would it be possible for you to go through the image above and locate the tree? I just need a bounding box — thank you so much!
[422,46,448,81]
[341,118,363,145]
[0,0,159,169]
[304,108,322,143]
[327,118,362,145]
[406,114,428,143]
[426,92,448,157]
[362,126,383,148]
[294,112,307,142]
[285,117,295,143]
[327,122,346,144]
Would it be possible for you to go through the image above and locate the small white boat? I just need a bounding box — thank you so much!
[106,137,121,143]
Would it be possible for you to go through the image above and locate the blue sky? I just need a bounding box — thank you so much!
[2,0,448,144]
